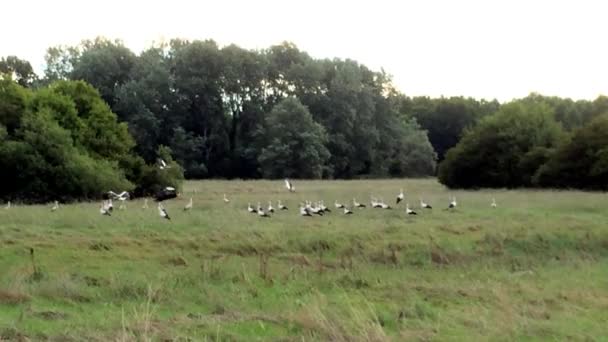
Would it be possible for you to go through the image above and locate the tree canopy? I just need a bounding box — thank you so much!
[0,77,182,202]
[2,36,608,194]
[256,97,330,178]
[438,102,564,188]
[36,38,438,179]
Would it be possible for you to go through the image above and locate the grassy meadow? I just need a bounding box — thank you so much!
[0,179,607,341]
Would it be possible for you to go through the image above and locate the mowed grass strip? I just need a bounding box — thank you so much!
[0,179,607,341]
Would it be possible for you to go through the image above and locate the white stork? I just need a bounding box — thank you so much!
[257,202,270,217]
[396,189,404,204]
[267,201,275,213]
[158,203,171,220]
[4,201,10,210]
[247,203,256,214]
[343,206,353,215]
[380,199,392,210]
[184,198,193,211]
[448,196,457,209]
[108,191,129,210]
[284,179,295,192]
[353,198,366,208]
[100,201,111,216]
[278,200,288,210]
[51,201,59,212]
[420,198,432,209]
[300,204,312,217]
[491,198,497,208]
[334,200,345,209]
[319,200,331,213]
[406,203,417,215]
[158,158,171,170]
[223,194,230,203]
[142,198,148,209]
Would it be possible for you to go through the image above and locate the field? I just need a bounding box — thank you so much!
[0,179,607,341]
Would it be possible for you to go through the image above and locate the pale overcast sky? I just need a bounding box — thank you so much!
[2,0,607,101]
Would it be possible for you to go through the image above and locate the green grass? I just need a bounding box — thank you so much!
[1,179,607,341]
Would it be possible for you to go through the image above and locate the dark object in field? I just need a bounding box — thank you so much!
[155,187,177,202]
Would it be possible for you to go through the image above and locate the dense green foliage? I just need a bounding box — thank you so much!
[535,114,608,190]
[0,77,182,202]
[438,96,608,189]
[3,37,608,189]
[41,38,437,179]
[438,102,565,188]
[256,98,330,178]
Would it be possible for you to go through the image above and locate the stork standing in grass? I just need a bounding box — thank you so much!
[334,200,345,209]
[158,203,171,220]
[396,189,404,204]
[223,194,230,203]
[300,204,312,217]
[142,198,148,209]
[320,200,331,213]
[491,198,497,208]
[51,201,59,212]
[448,196,457,210]
[284,179,295,192]
[343,206,353,215]
[257,202,270,217]
[353,198,366,208]
[4,201,10,210]
[406,203,417,215]
[267,201,275,213]
[248,203,256,214]
[278,200,288,210]
[420,198,432,209]
[100,201,111,216]
[184,198,193,211]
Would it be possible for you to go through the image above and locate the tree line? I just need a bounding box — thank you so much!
[38,38,438,179]
[0,77,183,202]
[2,37,608,201]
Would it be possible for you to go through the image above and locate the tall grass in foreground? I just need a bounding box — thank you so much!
[0,179,607,341]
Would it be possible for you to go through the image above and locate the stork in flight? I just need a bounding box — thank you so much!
[107,191,129,210]
[158,158,171,170]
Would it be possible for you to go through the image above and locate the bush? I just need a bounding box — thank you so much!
[438,102,564,188]
[534,114,608,190]
[0,79,183,202]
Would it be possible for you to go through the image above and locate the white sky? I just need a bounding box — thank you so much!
[3,0,607,101]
